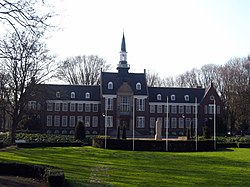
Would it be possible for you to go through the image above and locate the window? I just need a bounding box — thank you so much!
[186,118,191,128]
[150,105,155,113]
[47,103,53,111]
[69,116,75,127]
[150,117,155,128]
[171,118,177,128]
[171,95,175,101]
[210,95,214,100]
[108,82,113,89]
[54,115,60,127]
[77,103,83,112]
[164,117,170,128]
[62,103,68,111]
[71,92,75,99]
[85,92,90,99]
[120,96,130,112]
[93,104,98,112]
[209,104,215,114]
[55,103,60,111]
[70,103,75,112]
[85,103,91,112]
[85,116,91,127]
[62,130,67,135]
[178,105,184,114]
[136,116,145,128]
[106,116,113,127]
[171,105,177,114]
[164,105,170,113]
[136,82,141,90]
[56,91,60,98]
[185,106,191,114]
[136,99,145,111]
[179,118,184,128]
[92,116,98,127]
[46,115,52,126]
[157,94,162,101]
[28,101,36,110]
[54,130,59,135]
[77,116,83,123]
[62,116,68,127]
[106,98,113,110]
[157,105,162,113]
[184,95,189,101]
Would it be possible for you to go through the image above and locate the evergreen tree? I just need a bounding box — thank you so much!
[74,121,86,141]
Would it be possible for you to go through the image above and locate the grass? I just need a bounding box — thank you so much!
[0,146,250,186]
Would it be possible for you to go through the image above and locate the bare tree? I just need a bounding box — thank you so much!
[0,30,54,142]
[0,0,54,36]
[146,70,162,87]
[55,55,111,85]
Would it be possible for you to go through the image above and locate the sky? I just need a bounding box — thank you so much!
[46,0,250,78]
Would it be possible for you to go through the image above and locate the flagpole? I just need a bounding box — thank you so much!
[104,99,107,149]
[195,97,198,151]
[214,99,216,150]
[166,96,169,152]
[133,96,135,151]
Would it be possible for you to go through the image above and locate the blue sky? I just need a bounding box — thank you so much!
[45,0,250,77]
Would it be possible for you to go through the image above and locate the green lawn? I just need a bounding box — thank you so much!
[0,147,249,186]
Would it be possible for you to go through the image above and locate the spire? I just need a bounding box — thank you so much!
[121,32,126,52]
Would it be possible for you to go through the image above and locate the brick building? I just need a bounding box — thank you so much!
[24,33,223,137]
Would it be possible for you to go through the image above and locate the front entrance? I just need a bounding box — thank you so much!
[120,117,130,130]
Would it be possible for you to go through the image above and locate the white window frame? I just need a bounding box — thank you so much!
[171,105,177,114]
[85,116,91,127]
[106,98,113,110]
[71,92,75,99]
[55,103,60,111]
[157,105,162,113]
[136,82,141,90]
[85,103,91,112]
[136,98,145,111]
[150,117,155,128]
[157,94,162,101]
[54,115,60,127]
[93,104,98,112]
[47,103,53,111]
[62,103,68,111]
[85,92,90,99]
[136,116,145,128]
[106,116,113,127]
[70,103,75,112]
[108,82,113,89]
[178,118,184,128]
[184,95,189,101]
[28,101,36,110]
[178,105,184,114]
[171,117,177,128]
[150,105,155,113]
[92,116,98,127]
[69,116,76,127]
[171,95,175,101]
[62,116,68,127]
[77,103,83,112]
[185,106,191,114]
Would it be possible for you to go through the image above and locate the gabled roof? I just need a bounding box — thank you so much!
[35,84,100,101]
[148,87,205,103]
[101,71,148,95]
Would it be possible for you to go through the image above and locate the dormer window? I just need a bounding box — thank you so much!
[136,82,141,90]
[184,95,189,101]
[56,91,60,98]
[85,92,90,99]
[171,95,175,101]
[157,94,162,101]
[210,95,214,100]
[71,92,75,99]
[108,82,113,90]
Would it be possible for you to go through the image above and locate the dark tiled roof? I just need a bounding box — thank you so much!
[148,87,205,103]
[101,71,148,95]
[36,84,100,101]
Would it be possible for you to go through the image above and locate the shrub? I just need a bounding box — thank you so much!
[74,121,86,141]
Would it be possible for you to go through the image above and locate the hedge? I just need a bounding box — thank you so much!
[93,138,215,152]
[16,142,84,148]
[0,162,65,187]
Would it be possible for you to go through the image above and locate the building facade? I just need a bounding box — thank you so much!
[25,33,223,137]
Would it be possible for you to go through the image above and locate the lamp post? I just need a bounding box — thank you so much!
[195,97,198,151]
[214,99,216,150]
[132,96,135,151]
